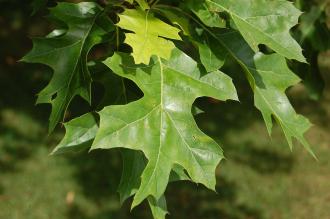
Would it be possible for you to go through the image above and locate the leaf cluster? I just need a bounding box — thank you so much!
[24,0,322,218]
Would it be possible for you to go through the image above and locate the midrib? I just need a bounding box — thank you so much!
[137,56,165,199]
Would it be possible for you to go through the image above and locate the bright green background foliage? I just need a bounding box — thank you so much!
[0,0,330,219]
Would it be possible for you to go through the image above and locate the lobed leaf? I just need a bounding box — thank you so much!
[195,29,315,156]
[186,0,226,28]
[91,49,238,207]
[51,113,98,155]
[117,9,182,64]
[22,2,114,132]
[24,1,318,218]
[205,0,306,62]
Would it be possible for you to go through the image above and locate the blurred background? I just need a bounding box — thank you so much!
[0,0,329,218]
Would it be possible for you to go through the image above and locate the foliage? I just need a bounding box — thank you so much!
[23,0,325,218]
[292,0,330,99]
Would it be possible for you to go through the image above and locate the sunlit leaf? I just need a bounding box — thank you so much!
[91,49,238,207]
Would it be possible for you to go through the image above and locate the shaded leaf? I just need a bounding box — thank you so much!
[148,195,168,219]
[118,149,146,204]
[155,8,191,36]
[51,113,98,155]
[212,30,315,156]
[197,34,227,72]
[22,2,114,132]
[135,0,149,10]
[186,0,226,28]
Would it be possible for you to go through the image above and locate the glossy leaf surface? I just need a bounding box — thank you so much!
[22,1,319,218]
[210,30,315,156]
[22,2,113,132]
[51,113,98,155]
[92,49,238,207]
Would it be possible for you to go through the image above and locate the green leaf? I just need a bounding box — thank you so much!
[118,149,146,204]
[196,34,226,72]
[53,115,170,218]
[51,113,98,155]
[118,148,190,218]
[206,0,306,62]
[186,0,226,28]
[90,62,131,108]
[22,2,113,132]
[212,30,315,157]
[135,0,150,10]
[91,49,238,207]
[118,150,169,219]
[118,152,190,218]
[299,5,324,43]
[156,6,225,72]
[148,195,168,219]
[155,8,191,36]
[23,1,320,219]
[293,4,329,100]
[298,4,330,51]
[117,9,181,64]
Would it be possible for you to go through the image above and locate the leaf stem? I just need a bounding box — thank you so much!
[121,78,128,104]
[116,16,120,51]
[151,0,161,7]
